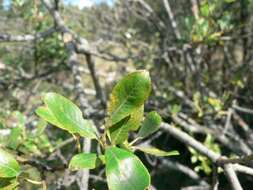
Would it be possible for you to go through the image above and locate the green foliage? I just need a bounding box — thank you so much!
[0,178,19,190]
[189,134,221,175]
[36,92,98,139]
[0,111,52,160]
[187,0,235,43]
[69,153,103,170]
[0,149,20,178]
[137,111,162,138]
[107,70,151,126]
[135,147,179,157]
[105,147,150,190]
[35,70,178,190]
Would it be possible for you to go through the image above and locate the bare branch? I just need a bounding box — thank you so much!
[223,164,243,190]
[0,27,56,42]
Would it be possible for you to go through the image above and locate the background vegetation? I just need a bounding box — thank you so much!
[0,0,253,189]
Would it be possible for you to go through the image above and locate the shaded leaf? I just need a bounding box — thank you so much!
[110,104,144,145]
[138,111,162,138]
[36,93,97,139]
[7,128,22,150]
[0,178,19,190]
[105,147,150,190]
[0,149,20,178]
[136,147,179,157]
[107,70,151,126]
[69,153,103,170]
[109,116,131,145]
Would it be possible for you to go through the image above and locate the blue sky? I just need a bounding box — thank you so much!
[3,0,114,9]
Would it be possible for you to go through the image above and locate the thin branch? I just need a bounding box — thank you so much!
[223,164,243,190]
[160,159,209,186]
[233,164,253,176]
[233,104,253,114]
[161,123,244,189]
[0,27,56,42]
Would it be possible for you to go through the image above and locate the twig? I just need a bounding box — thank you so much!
[211,164,219,190]
[160,159,209,186]
[223,164,243,190]
[161,123,244,190]
[233,164,253,176]
[0,27,56,42]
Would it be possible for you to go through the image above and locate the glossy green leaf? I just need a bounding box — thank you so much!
[138,111,162,138]
[0,149,20,178]
[36,92,97,139]
[107,70,151,126]
[105,147,150,190]
[69,153,103,170]
[136,147,179,157]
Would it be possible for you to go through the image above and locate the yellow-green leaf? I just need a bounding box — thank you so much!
[0,149,20,178]
[135,147,179,157]
[107,70,151,126]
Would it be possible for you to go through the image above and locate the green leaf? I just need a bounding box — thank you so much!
[137,111,162,138]
[105,147,150,190]
[0,178,19,190]
[107,70,151,126]
[110,104,144,145]
[69,153,103,170]
[7,127,22,150]
[11,111,26,128]
[0,149,20,178]
[135,147,179,157]
[200,2,209,17]
[36,92,97,139]
[109,116,131,145]
[33,119,47,137]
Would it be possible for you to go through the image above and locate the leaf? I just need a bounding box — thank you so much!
[69,153,103,170]
[137,111,162,138]
[33,119,47,137]
[107,70,151,126]
[0,178,19,190]
[109,116,131,145]
[11,111,26,128]
[105,147,150,190]
[135,147,179,157]
[0,149,20,178]
[36,92,97,139]
[110,103,144,145]
[7,127,22,150]
[200,2,209,17]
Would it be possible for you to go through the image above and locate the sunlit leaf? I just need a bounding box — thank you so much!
[36,92,97,139]
[69,153,103,170]
[0,149,20,178]
[135,147,179,157]
[107,70,151,126]
[105,147,150,190]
